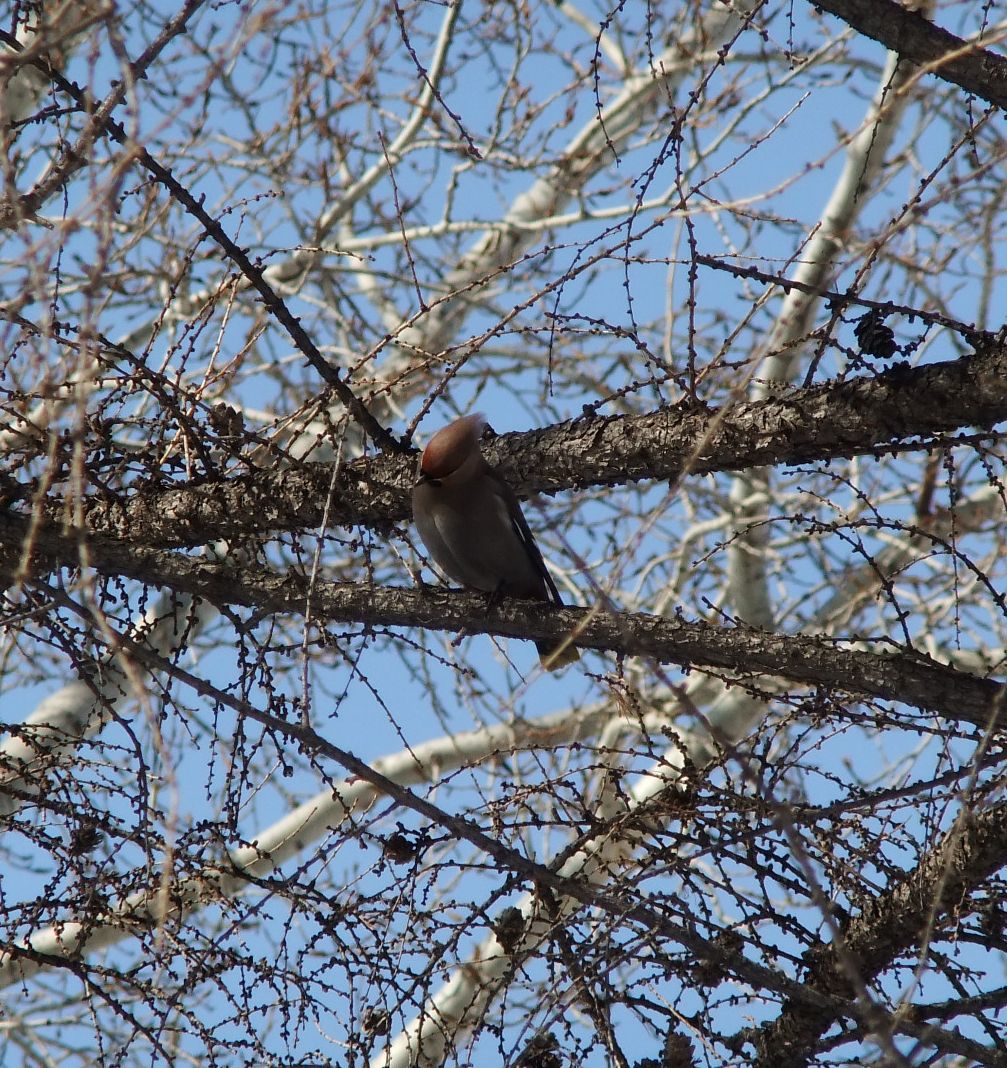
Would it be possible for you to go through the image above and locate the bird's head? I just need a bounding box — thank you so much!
[417,413,488,485]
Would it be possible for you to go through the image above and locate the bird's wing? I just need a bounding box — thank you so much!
[490,470,564,606]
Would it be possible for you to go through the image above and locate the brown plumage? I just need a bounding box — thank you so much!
[411,414,579,670]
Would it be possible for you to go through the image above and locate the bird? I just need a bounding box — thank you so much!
[411,413,579,670]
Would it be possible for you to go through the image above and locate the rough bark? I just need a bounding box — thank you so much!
[749,793,1007,1065]
[58,341,1007,549]
[812,0,1007,109]
[6,519,1002,733]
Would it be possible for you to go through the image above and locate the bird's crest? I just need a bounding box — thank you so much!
[420,413,487,479]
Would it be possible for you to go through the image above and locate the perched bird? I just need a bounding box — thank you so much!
[412,414,579,670]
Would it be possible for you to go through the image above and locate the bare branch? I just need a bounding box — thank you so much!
[810,0,1007,108]
[61,341,1007,548]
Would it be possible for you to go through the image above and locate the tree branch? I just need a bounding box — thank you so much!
[0,611,910,1028]
[5,521,1003,731]
[65,341,1007,548]
[0,26,401,453]
[810,0,1007,109]
[749,787,1007,1065]
[0,700,614,990]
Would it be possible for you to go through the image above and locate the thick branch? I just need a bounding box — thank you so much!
[751,790,1007,1065]
[71,343,1007,547]
[6,522,1003,731]
[811,0,1007,109]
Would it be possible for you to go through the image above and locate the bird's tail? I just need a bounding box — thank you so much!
[537,638,580,671]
